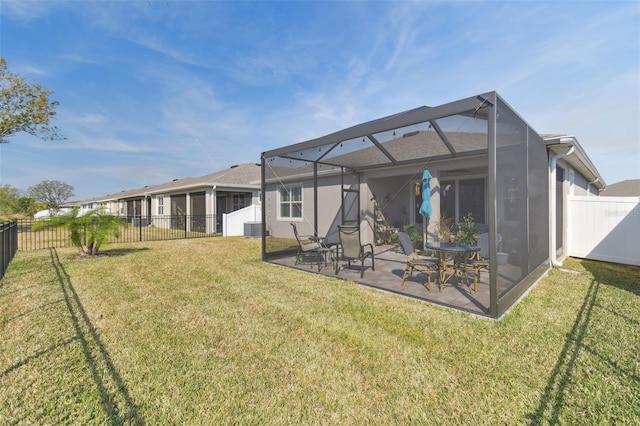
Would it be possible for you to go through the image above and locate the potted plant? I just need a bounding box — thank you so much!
[436,213,454,242]
[401,223,423,250]
[456,212,480,245]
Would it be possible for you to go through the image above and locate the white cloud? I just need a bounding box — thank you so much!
[0,0,59,22]
[2,0,638,200]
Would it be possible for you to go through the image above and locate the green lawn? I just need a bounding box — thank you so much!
[1,238,638,425]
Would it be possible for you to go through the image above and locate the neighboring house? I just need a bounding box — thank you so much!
[260,91,606,319]
[600,179,640,197]
[33,207,72,219]
[61,163,262,234]
[141,163,261,233]
[62,186,161,220]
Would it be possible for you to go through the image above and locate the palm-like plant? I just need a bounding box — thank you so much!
[456,212,480,245]
[32,207,126,255]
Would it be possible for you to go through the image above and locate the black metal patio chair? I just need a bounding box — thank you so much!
[291,222,330,270]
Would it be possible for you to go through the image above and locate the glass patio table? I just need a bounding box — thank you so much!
[425,242,480,292]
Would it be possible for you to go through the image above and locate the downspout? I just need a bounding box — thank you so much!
[587,177,599,196]
[549,142,574,267]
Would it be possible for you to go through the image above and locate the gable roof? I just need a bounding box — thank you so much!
[600,179,640,197]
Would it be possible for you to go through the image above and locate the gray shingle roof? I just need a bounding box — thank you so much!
[600,179,640,197]
[146,163,261,194]
[66,163,261,205]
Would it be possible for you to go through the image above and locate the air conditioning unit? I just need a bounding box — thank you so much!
[243,222,265,238]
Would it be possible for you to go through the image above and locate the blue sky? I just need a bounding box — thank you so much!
[1,1,638,200]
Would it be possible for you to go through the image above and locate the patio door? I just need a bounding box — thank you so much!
[440,178,486,223]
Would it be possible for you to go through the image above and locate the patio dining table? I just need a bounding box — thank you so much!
[425,241,480,292]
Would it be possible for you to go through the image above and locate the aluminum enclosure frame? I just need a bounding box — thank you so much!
[261,91,550,319]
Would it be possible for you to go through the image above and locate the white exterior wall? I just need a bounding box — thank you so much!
[223,204,262,236]
[567,195,640,266]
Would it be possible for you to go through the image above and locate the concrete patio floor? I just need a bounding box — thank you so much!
[267,244,491,317]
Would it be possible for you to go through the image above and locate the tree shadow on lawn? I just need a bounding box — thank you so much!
[527,260,640,424]
[100,247,151,257]
[49,247,146,425]
[581,258,640,296]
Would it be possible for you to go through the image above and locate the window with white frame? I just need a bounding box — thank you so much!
[279,186,302,219]
[157,196,164,215]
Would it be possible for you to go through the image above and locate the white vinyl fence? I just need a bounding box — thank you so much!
[567,196,640,266]
[222,204,262,237]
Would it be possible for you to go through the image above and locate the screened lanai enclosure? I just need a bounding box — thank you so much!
[261,92,550,319]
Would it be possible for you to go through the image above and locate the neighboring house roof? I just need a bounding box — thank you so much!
[103,184,165,202]
[144,163,261,195]
[62,163,262,206]
[600,179,640,197]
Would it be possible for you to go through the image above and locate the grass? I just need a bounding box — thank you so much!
[1,238,638,425]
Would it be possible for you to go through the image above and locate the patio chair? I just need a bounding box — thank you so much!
[397,231,438,291]
[467,232,500,292]
[334,225,375,278]
[291,222,330,270]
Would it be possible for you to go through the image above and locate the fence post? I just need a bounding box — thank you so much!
[1,220,19,280]
[1,222,6,278]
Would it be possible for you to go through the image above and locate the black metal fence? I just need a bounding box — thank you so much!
[1,220,19,280]
[16,214,222,252]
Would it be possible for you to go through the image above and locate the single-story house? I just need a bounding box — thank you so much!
[139,163,261,233]
[65,163,262,234]
[260,91,606,319]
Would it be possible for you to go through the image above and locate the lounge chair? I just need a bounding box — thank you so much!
[334,225,375,278]
[397,231,438,290]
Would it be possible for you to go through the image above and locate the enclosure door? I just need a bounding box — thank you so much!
[171,194,187,229]
[190,191,206,233]
[341,173,360,226]
[146,197,152,225]
[216,195,227,232]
